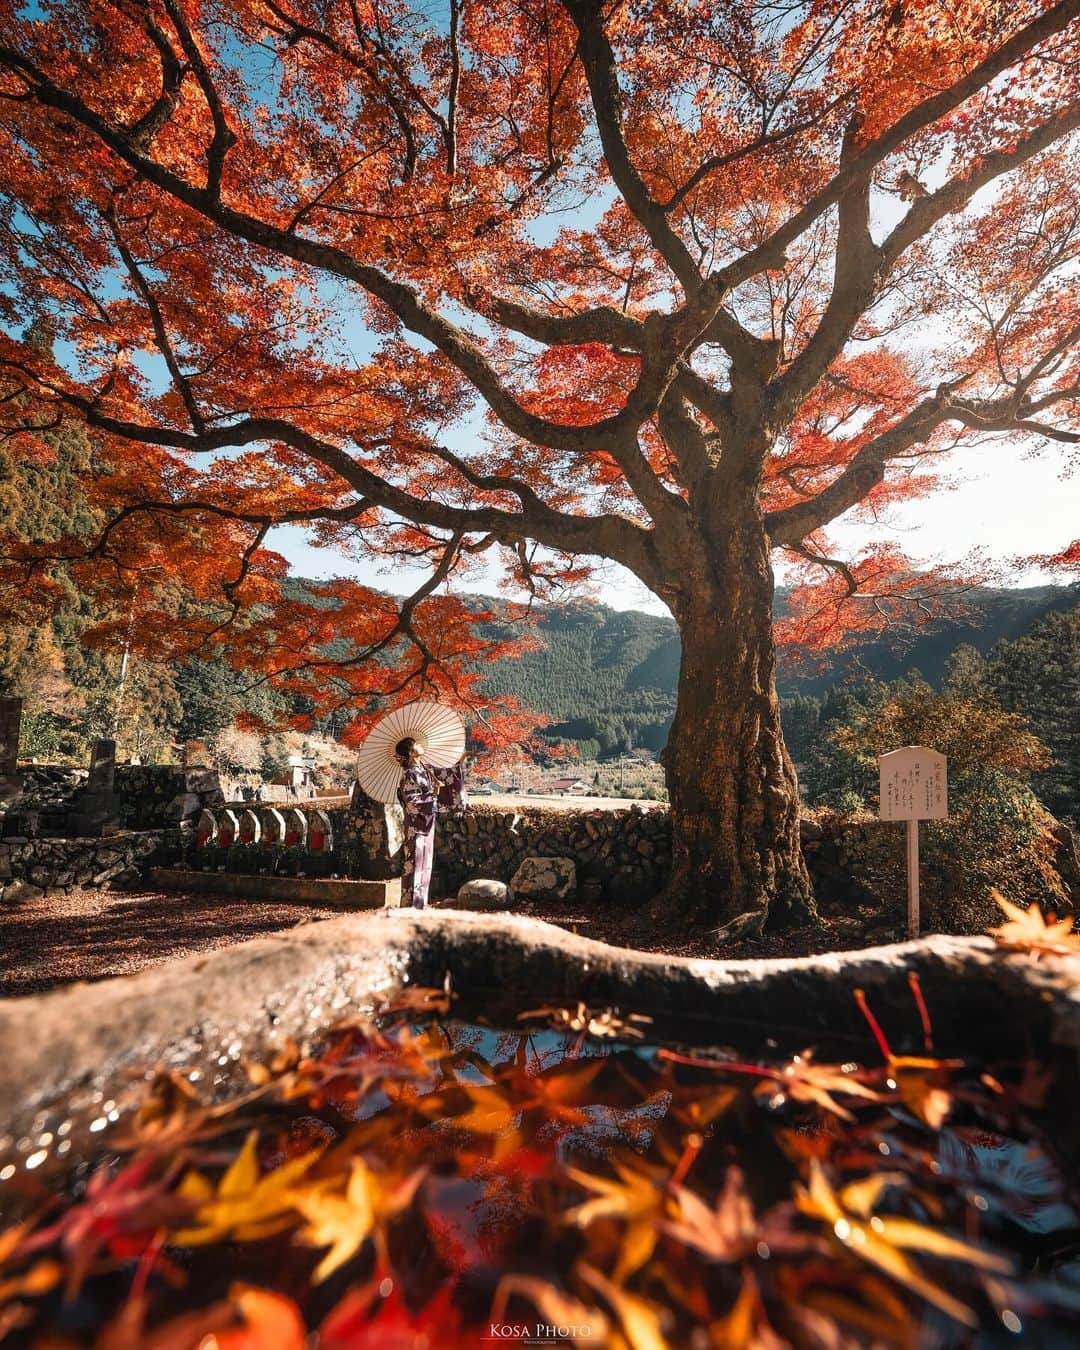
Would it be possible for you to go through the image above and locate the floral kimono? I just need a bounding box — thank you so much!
[398,760,467,908]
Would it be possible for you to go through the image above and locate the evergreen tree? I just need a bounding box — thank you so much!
[987,602,1080,821]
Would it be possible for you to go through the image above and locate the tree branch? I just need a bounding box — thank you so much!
[3,359,658,579]
[714,0,1080,293]
[562,0,702,294]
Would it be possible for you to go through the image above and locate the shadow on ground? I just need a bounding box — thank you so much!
[0,888,342,998]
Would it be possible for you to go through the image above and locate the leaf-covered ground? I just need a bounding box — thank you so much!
[0,885,903,999]
[1,944,1078,1348]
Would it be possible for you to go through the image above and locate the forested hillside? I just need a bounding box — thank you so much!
[475,586,1079,759]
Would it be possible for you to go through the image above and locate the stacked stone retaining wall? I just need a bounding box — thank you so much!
[0,827,188,902]
[11,762,224,831]
[435,804,670,903]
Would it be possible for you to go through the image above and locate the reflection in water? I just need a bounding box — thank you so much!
[0,1011,1077,1347]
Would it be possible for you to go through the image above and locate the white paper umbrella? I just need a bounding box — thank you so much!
[355,701,466,804]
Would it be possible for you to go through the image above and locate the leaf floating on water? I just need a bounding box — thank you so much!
[661,1166,756,1263]
[989,890,1080,958]
[755,1051,885,1121]
[319,1277,469,1349]
[518,1002,654,1039]
[0,1257,62,1306]
[885,1055,960,1129]
[579,1263,668,1350]
[171,1132,320,1245]
[208,1285,307,1350]
[5,998,1068,1347]
[795,1158,1011,1326]
[564,1154,665,1227]
[293,1159,424,1283]
[707,1272,788,1350]
[493,1274,610,1344]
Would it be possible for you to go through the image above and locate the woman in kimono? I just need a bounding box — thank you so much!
[395,737,467,908]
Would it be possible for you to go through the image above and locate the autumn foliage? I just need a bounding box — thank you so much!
[3,972,1078,1344]
[0,0,1078,914]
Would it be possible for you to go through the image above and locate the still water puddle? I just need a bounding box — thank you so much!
[0,995,1077,1347]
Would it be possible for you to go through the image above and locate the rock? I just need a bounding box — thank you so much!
[510,855,576,903]
[713,910,767,943]
[2,879,43,903]
[456,879,509,910]
[166,792,203,821]
[108,866,142,889]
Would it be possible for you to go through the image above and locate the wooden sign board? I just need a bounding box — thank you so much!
[879,746,947,822]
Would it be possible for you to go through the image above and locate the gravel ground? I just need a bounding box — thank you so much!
[0,886,347,998]
[0,884,903,999]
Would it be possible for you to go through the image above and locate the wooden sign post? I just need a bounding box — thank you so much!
[878,746,948,939]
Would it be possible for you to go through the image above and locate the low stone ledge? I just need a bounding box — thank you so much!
[150,867,401,908]
[0,915,1076,1168]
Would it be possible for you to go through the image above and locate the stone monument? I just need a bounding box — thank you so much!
[0,697,23,803]
[68,738,123,837]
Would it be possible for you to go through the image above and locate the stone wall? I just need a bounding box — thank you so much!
[433,804,1077,922]
[10,762,223,832]
[113,765,224,829]
[0,827,188,902]
[435,804,670,903]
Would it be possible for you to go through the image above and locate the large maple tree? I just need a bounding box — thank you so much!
[0,0,1078,926]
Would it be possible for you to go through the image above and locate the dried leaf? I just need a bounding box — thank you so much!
[661,1167,756,1262]
[171,1133,320,1245]
[796,1159,1011,1326]
[565,1156,663,1228]
[579,1264,668,1350]
[707,1272,788,1349]
[0,1258,62,1306]
[207,1285,306,1350]
[493,1274,609,1344]
[755,1053,885,1121]
[989,890,1080,958]
[293,1159,424,1282]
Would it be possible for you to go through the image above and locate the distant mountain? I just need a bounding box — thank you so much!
[474,584,1079,756]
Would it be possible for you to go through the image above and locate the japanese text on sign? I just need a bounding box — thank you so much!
[878,746,948,821]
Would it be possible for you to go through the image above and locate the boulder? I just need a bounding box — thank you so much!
[510,855,576,903]
[456,879,509,910]
[2,879,43,904]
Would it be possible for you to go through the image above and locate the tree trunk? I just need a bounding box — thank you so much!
[660,510,815,931]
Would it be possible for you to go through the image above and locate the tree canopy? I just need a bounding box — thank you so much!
[1,0,1079,916]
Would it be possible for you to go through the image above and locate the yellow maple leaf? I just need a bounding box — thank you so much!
[172,1132,321,1245]
[564,1156,664,1228]
[293,1159,424,1283]
[796,1159,1011,1327]
[754,1051,885,1121]
[579,1264,668,1350]
[988,890,1080,958]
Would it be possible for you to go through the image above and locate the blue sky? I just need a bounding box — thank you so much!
[268,430,1077,617]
